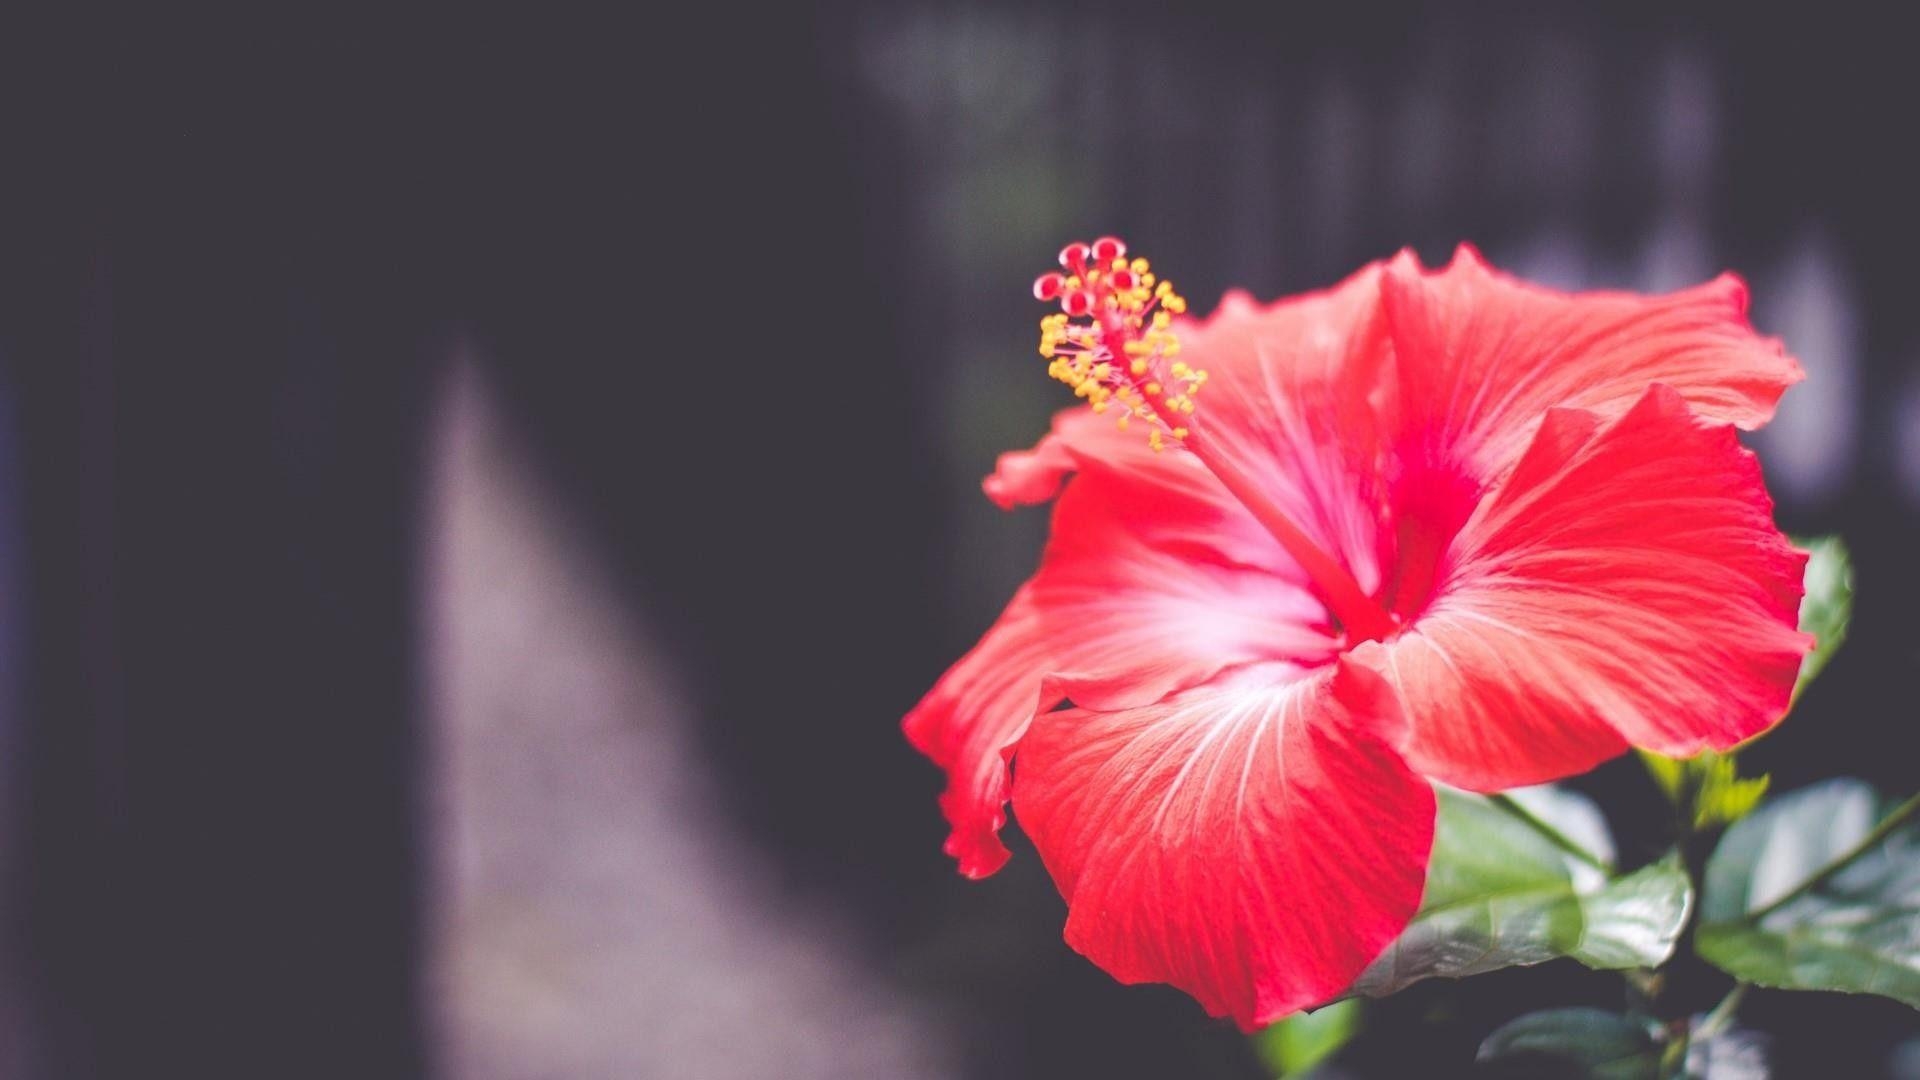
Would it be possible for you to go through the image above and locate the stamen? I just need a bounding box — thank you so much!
[1031,237,1205,453]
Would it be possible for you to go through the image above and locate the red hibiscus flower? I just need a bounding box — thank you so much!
[903,238,1812,1030]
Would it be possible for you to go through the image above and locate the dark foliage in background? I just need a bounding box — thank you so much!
[1,4,1916,1077]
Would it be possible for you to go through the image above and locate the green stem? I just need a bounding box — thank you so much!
[1694,982,1749,1040]
[1746,790,1920,922]
[1658,1025,1689,1078]
[1488,794,1611,872]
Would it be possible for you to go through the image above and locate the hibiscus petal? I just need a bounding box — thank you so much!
[911,412,1336,877]
[1383,245,1803,485]
[902,584,1054,878]
[983,414,1079,509]
[1175,267,1397,597]
[1012,662,1434,1030]
[991,271,1404,635]
[1353,384,1812,791]
[1033,461,1336,711]
[987,406,1297,576]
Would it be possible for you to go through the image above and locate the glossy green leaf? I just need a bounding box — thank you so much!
[1697,779,1920,1007]
[1252,999,1360,1077]
[1347,787,1691,998]
[1792,535,1851,703]
[1475,1008,1660,1079]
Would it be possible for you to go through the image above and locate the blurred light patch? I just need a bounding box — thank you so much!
[422,360,957,1079]
[1651,46,1719,200]
[1505,226,1599,291]
[1634,210,1713,296]
[1750,228,1862,508]
[1634,49,1717,293]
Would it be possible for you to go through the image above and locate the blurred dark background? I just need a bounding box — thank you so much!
[1,3,1916,1077]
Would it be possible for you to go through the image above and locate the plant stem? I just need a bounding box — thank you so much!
[1694,982,1749,1040]
[1488,793,1611,871]
[1659,1025,1690,1078]
[1746,790,1920,922]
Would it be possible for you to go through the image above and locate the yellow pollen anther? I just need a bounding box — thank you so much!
[1033,238,1207,451]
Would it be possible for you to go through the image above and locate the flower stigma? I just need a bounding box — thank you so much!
[1034,236,1208,454]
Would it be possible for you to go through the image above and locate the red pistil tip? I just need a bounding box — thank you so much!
[1032,237,1204,453]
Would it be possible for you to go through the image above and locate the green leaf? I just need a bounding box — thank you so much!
[1792,535,1851,703]
[1252,999,1361,1077]
[1475,1008,1661,1079]
[1693,759,1771,831]
[1696,779,1920,1007]
[1347,787,1691,998]
[1689,751,1770,831]
[1638,749,1770,831]
[1640,750,1686,803]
